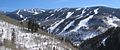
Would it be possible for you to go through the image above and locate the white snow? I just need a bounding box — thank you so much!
[101,36,110,46]
[69,8,99,32]
[41,10,45,12]
[27,9,34,13]
[21,17,28,22]
[16,10,24,18]
[48,19,65,33]
[16,10,20,15]
[76,8,81,11]
[50,14,54,16]
[20,15,23,18]
[45,14,54,20]
[54,8,61,12]
[82,33,97,40]
[70,15,94,32]
[60,21,75,34]
[25,9,44,14]
[34,12,39,15]
[86,11,92,16]
[49,11,53,13]
[45,17,49,20]
[101,37,108,46]
[66,12,74,19]
[94,8,99,14]
[0,20,71,50]
[81,8,86,16]
[103,16,120,27]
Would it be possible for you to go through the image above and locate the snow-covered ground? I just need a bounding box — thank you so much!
[0,20,71,50]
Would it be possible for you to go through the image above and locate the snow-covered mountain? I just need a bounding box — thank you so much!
[6,8,45,21]
[5,6,120,47]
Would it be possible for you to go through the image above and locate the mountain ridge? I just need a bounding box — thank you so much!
[4,6,120,47]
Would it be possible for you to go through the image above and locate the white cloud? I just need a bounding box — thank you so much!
[84,5,109,8]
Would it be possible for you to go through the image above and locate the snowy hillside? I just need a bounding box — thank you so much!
[0,19,72,50]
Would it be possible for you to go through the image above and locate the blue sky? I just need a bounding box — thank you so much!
[0,0,120,11]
